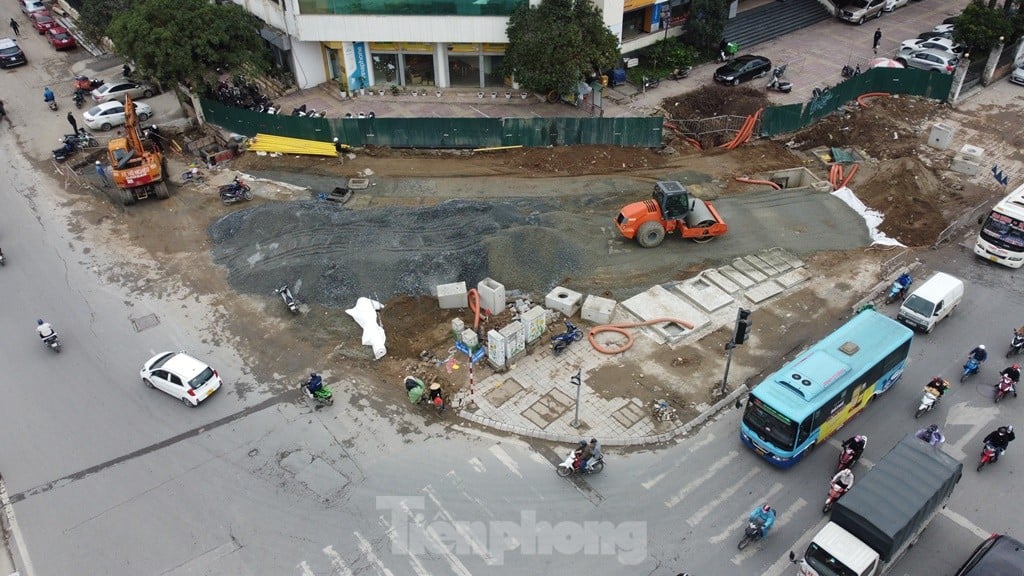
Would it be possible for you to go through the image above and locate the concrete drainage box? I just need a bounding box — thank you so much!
[545,286,582,318]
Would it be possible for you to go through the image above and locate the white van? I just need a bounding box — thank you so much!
[896,272,964,333]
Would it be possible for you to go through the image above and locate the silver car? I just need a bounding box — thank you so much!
[838,0,886,24]
[898,48,959,74]
[1011,64,1024,86]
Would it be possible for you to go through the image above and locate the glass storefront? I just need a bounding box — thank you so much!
[404,54,435,86]
[372,53,399,84]
[622,9,648,40]
[448,55,480,87]
[483,54,505,87]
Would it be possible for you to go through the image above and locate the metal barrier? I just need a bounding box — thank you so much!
[880,249,911,280]
[932,198,991,248]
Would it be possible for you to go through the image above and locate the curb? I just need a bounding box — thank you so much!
[0,474,27,576]
[456,384,748,447]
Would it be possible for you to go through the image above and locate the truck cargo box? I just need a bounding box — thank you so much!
[831,433,962,562]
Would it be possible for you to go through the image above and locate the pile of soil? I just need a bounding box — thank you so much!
[854,157,947,247]
[662,84,771,119]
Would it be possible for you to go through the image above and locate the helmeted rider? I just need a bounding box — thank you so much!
[925,376,949,398]
[572,440,589,469]
[749,504,777,537]
[831,468,854,491]
[969,344,988,364]
[305,373,323,395]
[584,438,602,472]
[43,87,54,103]
[36,319,56,341]
[895,272,911,293]
[916,424,945,447]
[1000,364,1020,397]
[983,425,1016,462]
[841,435,867,463]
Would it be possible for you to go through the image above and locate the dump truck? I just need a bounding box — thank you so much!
[791,433,963,576]
[107,94,169,206]
[615,181,727,248]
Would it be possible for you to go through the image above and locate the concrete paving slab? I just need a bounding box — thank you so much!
[732,258,768,282]
[775,268,811,289]
[619,285,710,344]
[758,250,793,273]
[718,265,755,289]
[611,400,647,429]
[485,377,525,408]
[769,247,804,270]
[744,254,780,277]
[701,269,741,293]
[521,388,573,429]
[673,276,734,312]
[745,281,785,304]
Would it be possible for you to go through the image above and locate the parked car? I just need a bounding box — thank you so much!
[897,37,963,58]
[714,55,772,86]
[932,23,955,36]
[0,37,27,68]
[883,0,909,11]
[45,26,75,50]
[83,100,153,131]
[954,534,1024,576]
[19,0,45,16]
[1011,64,1024,86]
[140,351,223,407]
[897,48,959,74]
[28,11,56,33]
[838,0,886,24]
[91,81,156,103]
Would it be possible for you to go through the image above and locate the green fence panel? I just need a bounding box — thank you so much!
[760,103,805,137]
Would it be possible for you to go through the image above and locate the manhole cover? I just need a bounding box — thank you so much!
[130,314,160,332]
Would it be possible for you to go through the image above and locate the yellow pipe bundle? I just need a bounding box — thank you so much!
[246,133,337,157]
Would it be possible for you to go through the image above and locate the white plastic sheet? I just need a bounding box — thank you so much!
[345,297,387,360]
[831,186,904,247]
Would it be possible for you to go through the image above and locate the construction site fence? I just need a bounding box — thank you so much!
[760,67,953,137]
[200,99,664,148]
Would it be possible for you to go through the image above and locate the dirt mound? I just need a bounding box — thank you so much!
[662,84,771,119]
[854,157,946,247]
[790,95,944,159]
[361,144,670,174]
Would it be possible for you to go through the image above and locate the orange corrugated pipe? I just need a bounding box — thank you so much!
[721,116,750,149]
[467,288,482,330]
[685,137,703,150]
[857,92,890,108]
[735,177,781,190]
[840,163,859,188]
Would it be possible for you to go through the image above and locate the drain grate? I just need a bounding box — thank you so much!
[130,313,160,332]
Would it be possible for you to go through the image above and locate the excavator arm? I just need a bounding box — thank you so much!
[123,94,146,156]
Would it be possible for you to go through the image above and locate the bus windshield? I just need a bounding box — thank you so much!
[742,397,797,451]
[981,211,1024,251]
[804,542,860,576]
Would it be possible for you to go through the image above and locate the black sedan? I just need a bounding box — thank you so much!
[714,55,772,86]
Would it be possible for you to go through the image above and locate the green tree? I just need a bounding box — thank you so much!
[79,0,134,45]
[107,0,270,90]
[953,1,1015,52]
[683,0,728,56]
[503,0,620,96]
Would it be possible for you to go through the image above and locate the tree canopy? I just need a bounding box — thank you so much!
[503,0,621,96]
[683,0,728,55]
[106,0,270,90]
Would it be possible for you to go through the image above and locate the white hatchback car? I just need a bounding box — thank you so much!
[140,351,223,407]
[83,100,152,131]
[897,37,963,58]
[883,0,908,11]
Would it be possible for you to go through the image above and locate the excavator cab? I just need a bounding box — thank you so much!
[107,95,168,205]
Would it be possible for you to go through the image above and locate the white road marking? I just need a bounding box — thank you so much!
[0,475,35,576]
[423,486,495,564]
[442,471,496,519]
[761,515,832,576]
[642,472,667,490]
[688,432,717,452]
[731,497,807,565]
[940,508,992,540]
[946,403,996,460]
[296,560,316,576]
[686,467,759,526]
[643,433,718,490]
[664,450,739,508]
[468,457,486,473]
[353,531,396,576]
[377,517,431,576]
[321,545,354,576]
[528,452,549,466]
[488,444,523,479]
[709,482,786,544]
[399,500,474,576]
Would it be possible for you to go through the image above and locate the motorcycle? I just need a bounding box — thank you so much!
[995,375,1016,403]
[219,177,253,205]
[822,480,849,513]
[72,89,86,109]
[766,65,792,93]
[52,137,79,163]
[301,374,334,407]
[0,248,6,266]
[73,75,104,92]
[885,272,912,305]
[65,129,98,149]
[641,76,661,91]
[841,63,861,79]
[812,85,832,100]
[1007,331,1024,357]
[961,356,981,383]
[42,333,61,353]
[556,449,604,477]
[915,387,941,418]
[181,168,205,185]
[551,320,584,355]
[836,446,858,471]
[275,284,299,314]
[46,98,58,112]
[977,442,1000,472]
[669,66,692,80]
[737,516,767,550]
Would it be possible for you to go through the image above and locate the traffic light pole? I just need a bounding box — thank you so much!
[571,368,582,428]
[720,308,751,396]
[719,341,735,396]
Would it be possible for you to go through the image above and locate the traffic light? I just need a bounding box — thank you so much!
[570,370,582,387]
[733,308,752,345]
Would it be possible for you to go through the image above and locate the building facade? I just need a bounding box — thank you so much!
[237,0,705,91]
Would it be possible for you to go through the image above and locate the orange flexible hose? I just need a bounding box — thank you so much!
[467,288,481,329]
[722,114,753,149]
[856,92,890,108]
[840,163,859,188]
[588,318,695,355]
[735,177,781,190]
[685,137,702,150]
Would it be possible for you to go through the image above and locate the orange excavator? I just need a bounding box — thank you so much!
[615,181,727,248]
[106,94,169,205]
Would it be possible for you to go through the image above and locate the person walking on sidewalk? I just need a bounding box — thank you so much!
[9,18,20,37]
[66,111,78,134]
[873,28,882,54]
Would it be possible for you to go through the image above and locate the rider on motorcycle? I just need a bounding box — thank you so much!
[916,424,945,446]
[305,373,324,395]
[1000,364,1020,397]
[831,468,854,491]
[925,376,949,398]
[43,87,55,104]
[841,435,867,463]
[584,438,602,472]
[969,344,988,364]
[749,504,777,537]
[983,425,1016,462]
[36,319,56,340]
[572,440,589,469]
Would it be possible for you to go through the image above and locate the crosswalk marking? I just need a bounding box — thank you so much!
[399,499,474,576]
[353,531,396,576]
[940,508,991,540]
[377,516,432,576]
[424,486,496,565]
[946,402,996,460]
[686,468,760,526]
[321,545,354,576]
[468,457,486,473]
[762,514,831,576]
[664,450,739,508]
[488,444,523,478]
[643,433,718,490]
[296,560,316,576]
[709,482,786,544]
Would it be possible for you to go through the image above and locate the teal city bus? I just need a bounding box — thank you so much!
[740,310,914,468]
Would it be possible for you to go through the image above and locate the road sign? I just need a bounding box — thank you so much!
[455,341,470,356]
[471,347,485,363]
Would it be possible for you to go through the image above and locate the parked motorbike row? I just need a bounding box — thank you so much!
[52,130,100,163]
[209,76,273,112]
[219,176,253,205]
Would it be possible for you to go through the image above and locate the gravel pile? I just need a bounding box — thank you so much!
[208,200,589,308]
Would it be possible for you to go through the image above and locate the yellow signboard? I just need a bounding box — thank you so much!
[622,0,656,11]
[448,43,480,53]
[482,43,506,53]
[401,42,433,52]
[369,42,399,51]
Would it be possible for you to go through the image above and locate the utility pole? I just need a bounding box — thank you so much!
[570,368,582,428]
[719,308,751,396]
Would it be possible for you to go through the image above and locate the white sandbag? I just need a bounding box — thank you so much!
[345,297,387,360]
